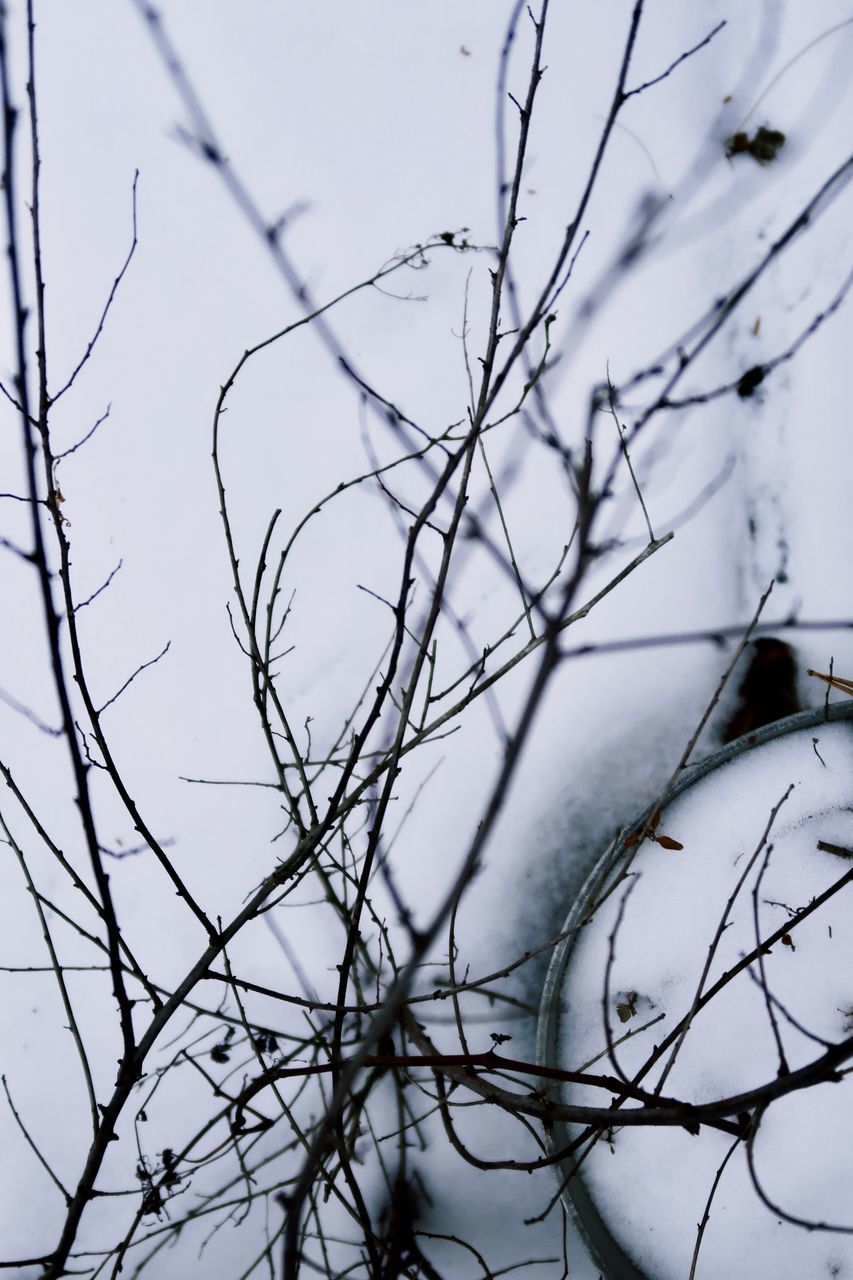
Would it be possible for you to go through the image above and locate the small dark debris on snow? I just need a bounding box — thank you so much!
[737,365,765,398]
[725,126,786,165]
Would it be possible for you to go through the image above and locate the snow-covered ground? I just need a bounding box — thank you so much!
[1,2,852,1277]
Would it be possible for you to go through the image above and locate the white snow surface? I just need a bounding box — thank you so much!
[558,719,853,1279]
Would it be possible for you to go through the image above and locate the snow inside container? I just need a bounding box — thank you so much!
[537,701,853,1280]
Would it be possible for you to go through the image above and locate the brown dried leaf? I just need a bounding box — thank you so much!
[656,835,684,851]
[616,992,638,1023]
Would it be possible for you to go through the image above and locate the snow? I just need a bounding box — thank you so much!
[550,711,853,1278]
[1,1,853,1276]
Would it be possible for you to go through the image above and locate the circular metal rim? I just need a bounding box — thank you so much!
[535,701,853,1280]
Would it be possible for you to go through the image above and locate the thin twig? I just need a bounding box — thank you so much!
[688,1135,741,1280]
[2,1074,71,1204]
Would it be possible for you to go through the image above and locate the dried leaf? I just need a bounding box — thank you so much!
[781,933,795,950]
[656,835,684,851]
[749,126,786,163]
[616,992,638,1023]
[141,1186,164,1217]
[725,126,785,164]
